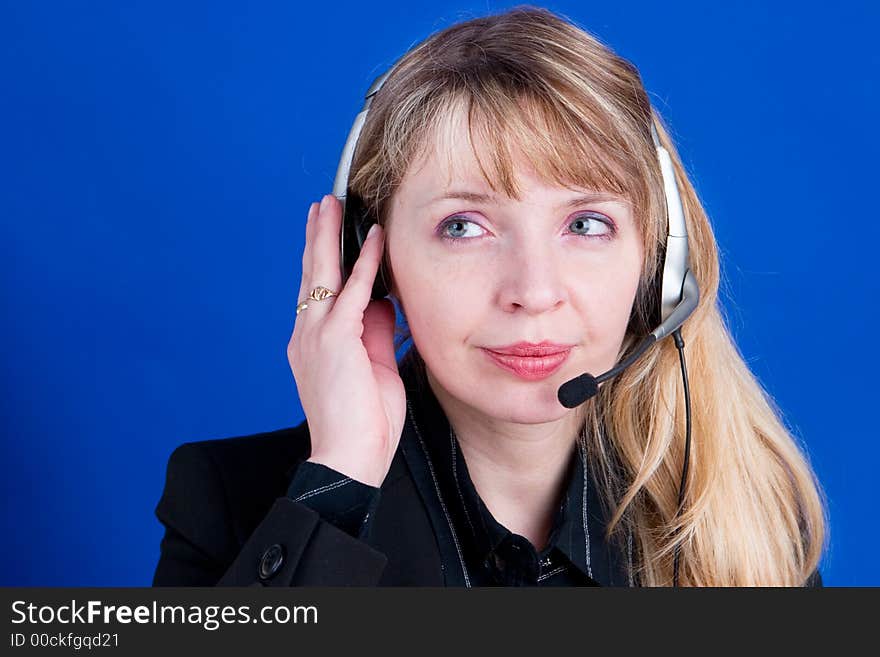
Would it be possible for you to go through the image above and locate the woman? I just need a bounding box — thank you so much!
[153,6,826,587]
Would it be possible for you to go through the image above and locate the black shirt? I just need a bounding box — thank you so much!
[287,348,634,587]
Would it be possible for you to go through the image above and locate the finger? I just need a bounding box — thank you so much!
[297,195,344,322]
[305,194,344,296]
[292,200,327,339]
[331,222,384,326]
[299,194,342,299]
[299,201,320,280]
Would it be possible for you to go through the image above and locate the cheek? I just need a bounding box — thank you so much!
[389,244,486,362]
[388,238,474,339]
[395,267,478,344]
[592,266,641,319]
[575,246,643,342]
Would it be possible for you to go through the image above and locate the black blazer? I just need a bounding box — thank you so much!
[152,351,824,587]
[153,418,445,586]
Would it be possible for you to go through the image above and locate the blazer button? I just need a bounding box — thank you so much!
[258,544,285,581]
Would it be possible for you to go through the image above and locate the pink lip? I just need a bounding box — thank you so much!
[485,341,575,357]
[482,347,572,381]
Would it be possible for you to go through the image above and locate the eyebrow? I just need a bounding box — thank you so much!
[426,190,629,208]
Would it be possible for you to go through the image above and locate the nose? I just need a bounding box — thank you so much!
[496,239,567,315]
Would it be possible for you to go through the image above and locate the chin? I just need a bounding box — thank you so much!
[487,405,573,426]
[482,382,575,422]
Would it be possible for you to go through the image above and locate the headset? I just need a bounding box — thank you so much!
[330,57,700,586]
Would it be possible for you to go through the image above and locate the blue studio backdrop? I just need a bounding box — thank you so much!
[2,1,877,586]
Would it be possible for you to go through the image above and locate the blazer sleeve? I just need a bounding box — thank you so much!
[287,460,382,540]
[152,441,388,587]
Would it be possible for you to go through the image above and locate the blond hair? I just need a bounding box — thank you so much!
[347,5,826,585]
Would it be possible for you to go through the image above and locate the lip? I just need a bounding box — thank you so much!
[485,341,575,357]
[481,347,572,381]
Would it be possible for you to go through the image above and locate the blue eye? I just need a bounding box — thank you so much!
[569,213,614,239]
[439,217,485,241]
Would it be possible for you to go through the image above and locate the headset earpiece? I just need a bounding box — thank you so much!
[333,67,394,301]
[339,191,390,300]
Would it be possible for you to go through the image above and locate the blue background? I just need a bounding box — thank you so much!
[2,1,876,586]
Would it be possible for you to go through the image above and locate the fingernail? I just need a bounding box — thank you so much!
[320,195,331,211]
[367,223,380,239]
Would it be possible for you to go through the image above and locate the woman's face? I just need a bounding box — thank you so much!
[385,124,644,425]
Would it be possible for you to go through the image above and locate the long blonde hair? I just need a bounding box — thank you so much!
[347,5,826,585]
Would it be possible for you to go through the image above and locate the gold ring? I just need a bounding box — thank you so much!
[296,285,339,316]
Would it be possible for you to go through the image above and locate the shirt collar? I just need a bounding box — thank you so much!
[399,348,632,586]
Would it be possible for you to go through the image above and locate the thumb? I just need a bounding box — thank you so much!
[362,298,398,371]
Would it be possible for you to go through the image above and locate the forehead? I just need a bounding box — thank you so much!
[402,104,489,192]
[396,99,632,207]
[399,109,626,209]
